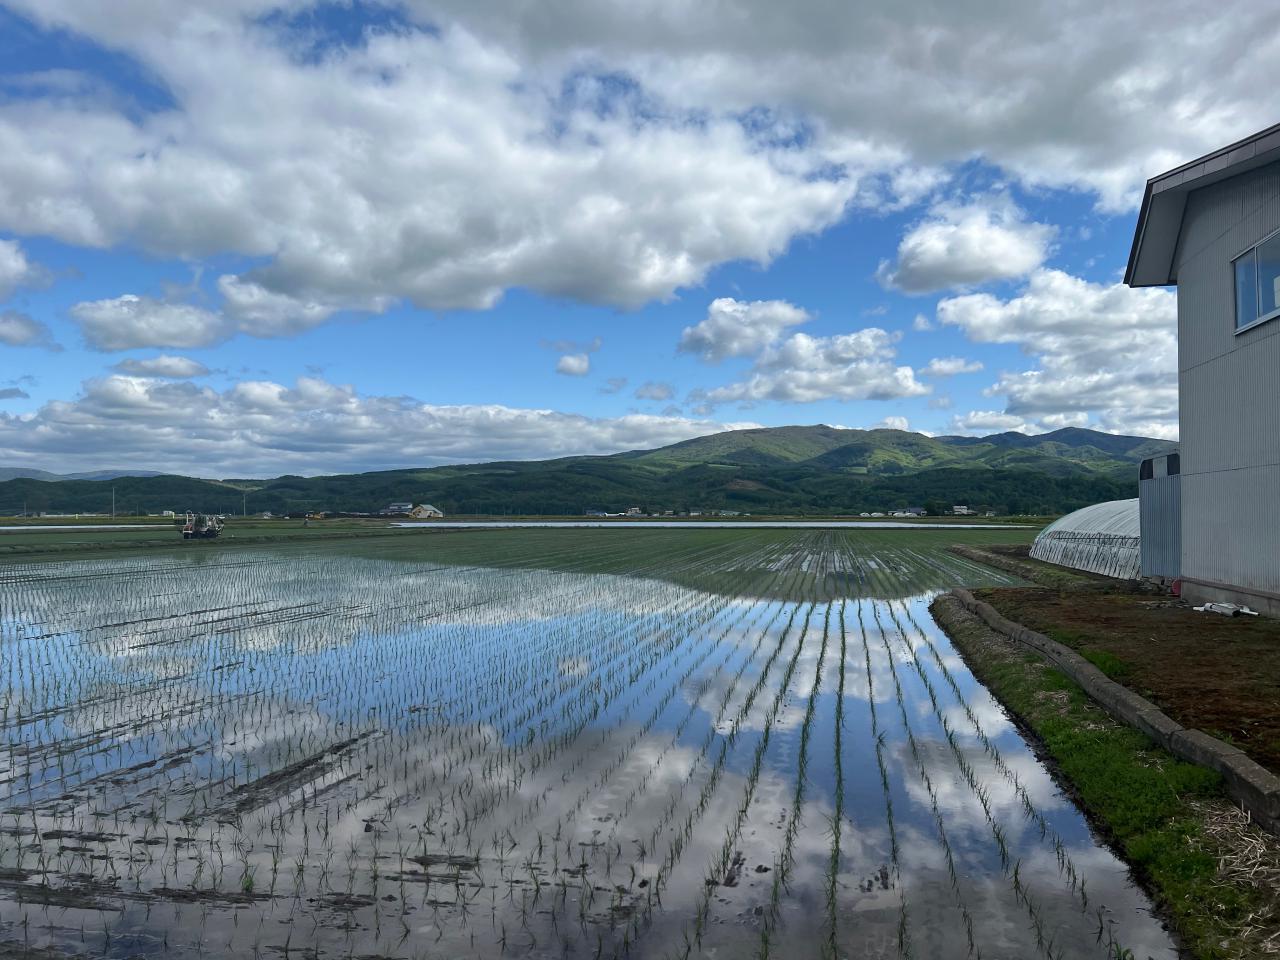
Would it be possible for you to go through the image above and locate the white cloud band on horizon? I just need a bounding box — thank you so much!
[0,374,761,477]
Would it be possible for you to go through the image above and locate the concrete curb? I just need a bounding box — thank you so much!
[944,588,1280,837]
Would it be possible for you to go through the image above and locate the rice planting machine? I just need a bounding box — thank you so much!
[176,511,225,539]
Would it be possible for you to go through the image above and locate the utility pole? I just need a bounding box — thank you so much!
[243,491,247,517]
[111,486,115,519]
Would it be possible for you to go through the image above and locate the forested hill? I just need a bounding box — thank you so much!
[0,425,1174,517]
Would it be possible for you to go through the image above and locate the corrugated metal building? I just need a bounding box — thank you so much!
[1128,124,1280,616]
[1030,499,1141,579]
[1139,451,1181,581]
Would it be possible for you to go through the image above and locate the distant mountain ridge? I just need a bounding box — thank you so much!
[0,468,166,482]
[633,425,1169,472]
[0,425,1174,517]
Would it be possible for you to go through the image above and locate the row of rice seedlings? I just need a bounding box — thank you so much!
[263,578,721,947]
[424,563,803,957]
[892,599,1090,910]
[533,592,777,845]
[7,578,622,865]
[414,526,987,604]
[871,602,983,958]
[618,596,793,913]
[1,555,521,769]
[756,600,831,958]
[592,602,787,863]
[449,597,734,897]
[440,590,726,849]
[494,594,791,957]
[325,591,721,906]
[578,601,796,955]
[900,546,1023,589]
[673,599,817,958]
[162,578,637,839]
[880,599,1080,960]
[856,598,912,959]
[356,574,753,948]
[407,525,748,582]
[821,598,847,960]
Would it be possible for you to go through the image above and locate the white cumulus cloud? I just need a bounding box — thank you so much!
[872,415,911,431]
[947,410,1033,435]
[938,268,1178,437]
[923,356,984,377]
[879,197,1054,293]
[0,309,59,350]
[678,297,810,363]
[634,381,675,401]
[0,6,863,328]
[0,239,44,301]
[699,328,928,406]
[416,0,1278,211]
[556,353,591,376]
[111,354,211,378]
[217,276,350,338]
[70,295,226,351]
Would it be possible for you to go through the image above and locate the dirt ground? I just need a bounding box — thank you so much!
[975,585,1280,776]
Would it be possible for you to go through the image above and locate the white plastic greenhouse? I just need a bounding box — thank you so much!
[1029,498,1141,579]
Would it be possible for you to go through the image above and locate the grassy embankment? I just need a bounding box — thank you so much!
[976,586,1280,775]
[933,595,1280,959]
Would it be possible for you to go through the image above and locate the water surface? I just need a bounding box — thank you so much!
[0,535,1172,959]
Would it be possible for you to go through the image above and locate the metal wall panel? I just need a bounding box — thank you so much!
[1179,333,1280,474]
[1172,161,1280,599]
[1181,465,1280,594]
[1139,475,1181,578]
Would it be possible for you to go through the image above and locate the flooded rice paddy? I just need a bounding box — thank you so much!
[0,530,1175,959]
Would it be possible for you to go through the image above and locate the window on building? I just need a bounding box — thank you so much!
[1234,230,1280,331]
[1236,250,1258,328]
[1257,233,1280,316]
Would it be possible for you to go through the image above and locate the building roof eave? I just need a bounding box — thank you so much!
[1126,122,1280,289]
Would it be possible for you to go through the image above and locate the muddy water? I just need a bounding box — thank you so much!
[0,544,1175,959]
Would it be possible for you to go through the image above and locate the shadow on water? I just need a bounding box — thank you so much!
[0,534,1171,959]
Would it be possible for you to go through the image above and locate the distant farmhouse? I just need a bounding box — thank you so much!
[1127,122,1280,615]
[379,502,444,519]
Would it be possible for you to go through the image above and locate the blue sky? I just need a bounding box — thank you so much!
[0,1,1270,477]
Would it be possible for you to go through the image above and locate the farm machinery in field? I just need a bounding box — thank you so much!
[176,511,225,539]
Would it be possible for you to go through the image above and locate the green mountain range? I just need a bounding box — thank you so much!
[0,425,1174,518]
